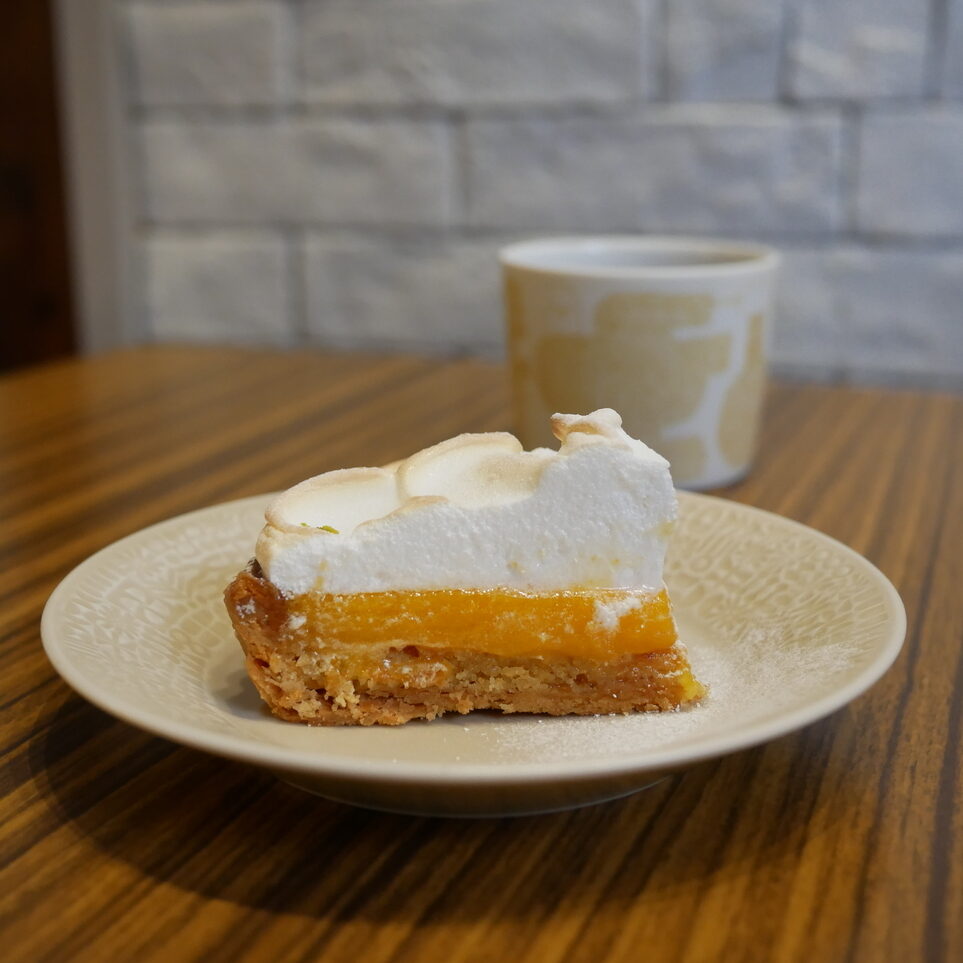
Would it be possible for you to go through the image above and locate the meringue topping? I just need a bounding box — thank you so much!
[256,409,676,596]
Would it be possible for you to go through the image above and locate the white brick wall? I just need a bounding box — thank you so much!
[773,249,843,374]
[300,0,654,106]
[463,108,843,233]
[304,236,504,351]
[945,0,963,97]
[833,248,963,381]
[665,0,784,101]
[145,233,292,344]
[857,110,963,237]
[777,247,963,383]
[787,0,929,98]
[117,0,963,388]
[129,3,283,106]
[140,119,452,226]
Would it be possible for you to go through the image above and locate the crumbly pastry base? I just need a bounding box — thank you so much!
[225,566,705,726]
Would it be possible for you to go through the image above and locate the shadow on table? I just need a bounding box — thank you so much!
[33,690,854,925]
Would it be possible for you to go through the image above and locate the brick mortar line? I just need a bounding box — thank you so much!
[129,224,151,343]
[284,227,306,344]
[302,330,505,360]
[841,103,863,234]
[925,0,952,98]
[772,363,963,393]
[653,0,672,102]
[273,0,297,108]
[126,100,890,124]
[128,97,963,120]
[449,111,471,228]
[776,92,957,108]
[133,221,963,249]
[775,0,796,101]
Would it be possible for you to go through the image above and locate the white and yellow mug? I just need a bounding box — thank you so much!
[500,237,780,489]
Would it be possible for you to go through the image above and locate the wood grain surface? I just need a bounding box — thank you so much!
[1,345,961,963]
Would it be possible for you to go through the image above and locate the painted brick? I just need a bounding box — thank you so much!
[833,247,963,380]
[857,110,963,237]
[304,235,504,351]
[944,0,963,97]
[140,122,286,223]
[117,0,963,388]
[139,119,451,226]
[128,2,283,106]
[787,0,928,98]
[773,248,843,372]
[464,108,843,233]
[773,245,963,381]
[144,233,291,344]
[297,120,452,226]
[299,0,652,106]
[665,0,783,101]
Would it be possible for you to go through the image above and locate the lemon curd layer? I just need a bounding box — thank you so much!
[286,588,676,662]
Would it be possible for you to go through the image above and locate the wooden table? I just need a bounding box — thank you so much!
[2,345,961,962]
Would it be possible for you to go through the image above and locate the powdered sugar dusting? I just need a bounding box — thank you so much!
[468,623,865,762]
[590,595,642,632]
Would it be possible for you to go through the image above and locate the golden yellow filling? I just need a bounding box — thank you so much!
[288,587,676,661]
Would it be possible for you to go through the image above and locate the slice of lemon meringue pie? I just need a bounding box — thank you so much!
[224,409,705,725]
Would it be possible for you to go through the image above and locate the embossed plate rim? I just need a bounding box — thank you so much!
[42,493,906,786]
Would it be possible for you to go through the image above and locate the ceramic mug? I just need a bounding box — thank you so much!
[500,236,780,489]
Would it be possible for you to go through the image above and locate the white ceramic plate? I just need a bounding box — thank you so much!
[42,492,905,817]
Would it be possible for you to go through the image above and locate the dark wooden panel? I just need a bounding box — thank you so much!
[0,0,75,372]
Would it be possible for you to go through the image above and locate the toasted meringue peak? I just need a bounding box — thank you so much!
[552,407,623,442]
[265,468,400,534]
[256,410,676,595]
